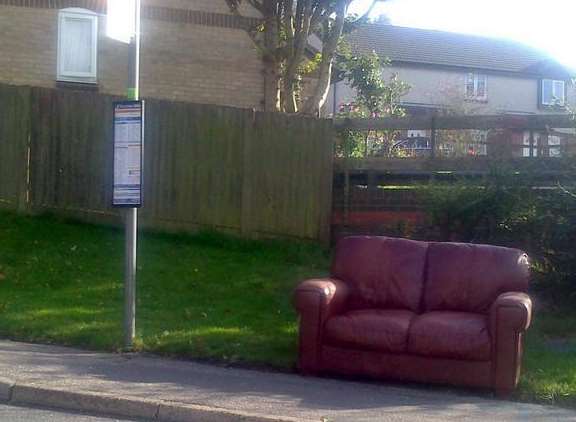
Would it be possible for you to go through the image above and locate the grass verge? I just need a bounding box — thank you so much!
[519,312,576,408]
[0,210,328,368]
[0,210,574,407]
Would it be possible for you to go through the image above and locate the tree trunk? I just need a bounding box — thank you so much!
[300,1,347,115]
[262,0,280,111]
[282,76,299,113]
[281,0,313,113]
[263,61,280,112]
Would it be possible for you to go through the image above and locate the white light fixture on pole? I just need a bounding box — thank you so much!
[107,0,137,45]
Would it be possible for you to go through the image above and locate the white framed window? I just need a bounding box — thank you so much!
[467,130,488,156]
[522,131,541,157]
[472,143,487,156]
[439,142,455,157]
[57,8,98,83]
[465,73,487,101]
[548,135,562,157]
[541,79,565,107]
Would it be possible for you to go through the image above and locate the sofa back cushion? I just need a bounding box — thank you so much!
[424,242,530,313]
[331,236,428,312]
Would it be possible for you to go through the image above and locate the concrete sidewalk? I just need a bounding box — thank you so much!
[0,341,573,422]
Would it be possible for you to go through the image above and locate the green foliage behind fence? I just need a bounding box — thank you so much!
[0,84,334,242]
[417,169,576,305]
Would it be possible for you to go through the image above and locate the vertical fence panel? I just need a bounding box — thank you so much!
[246,113,334,240]
[141,99,248,233]
[1,84,334,242]
[29,88,117,216]
[0,85,30,211]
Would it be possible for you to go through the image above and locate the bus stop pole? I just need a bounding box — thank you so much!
[124,0,141,351]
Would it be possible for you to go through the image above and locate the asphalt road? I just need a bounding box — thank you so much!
[0,404,139,421]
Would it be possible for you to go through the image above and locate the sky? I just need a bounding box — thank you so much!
[349,0,576,69]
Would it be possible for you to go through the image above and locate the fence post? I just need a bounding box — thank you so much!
[241,109,256,237]
[16,134,31,213]
[344,162,351,228]
[16,87,32,214]
[367,170,377,208]
[430,115,437,158]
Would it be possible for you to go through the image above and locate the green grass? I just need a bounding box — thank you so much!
[519,312,576,408]
[0,209,574,408]
[0,210,328,368]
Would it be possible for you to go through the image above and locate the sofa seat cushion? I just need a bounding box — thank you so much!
[407,312,491,361]
[324,309,416,353]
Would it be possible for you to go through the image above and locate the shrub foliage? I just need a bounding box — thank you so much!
[418,165,576,305]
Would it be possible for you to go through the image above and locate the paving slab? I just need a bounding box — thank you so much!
[0,403,136,421]
[0,340,574,421]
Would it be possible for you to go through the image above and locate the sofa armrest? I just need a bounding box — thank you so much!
[490,292,532,334]
[293,278,349,320]
[489,292,533,395]
[293,278,349,374]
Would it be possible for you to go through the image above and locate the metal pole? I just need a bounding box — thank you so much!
[124,207,137,349]
[124,0,141,351]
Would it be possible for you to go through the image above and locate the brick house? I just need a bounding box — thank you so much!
[0,0,266,109]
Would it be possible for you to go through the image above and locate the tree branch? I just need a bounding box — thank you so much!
[558,182,576,199]
[310,4,336,33]
[293,0,313,63]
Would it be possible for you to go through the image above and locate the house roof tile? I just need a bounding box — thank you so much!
[347,24,571,78]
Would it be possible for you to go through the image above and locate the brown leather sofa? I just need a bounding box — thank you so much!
[293,236,532,396]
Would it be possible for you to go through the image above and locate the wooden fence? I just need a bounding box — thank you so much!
[0,85,30,212]
[332,114,576,238]
[334,114,576,131]
[0,84,334,243]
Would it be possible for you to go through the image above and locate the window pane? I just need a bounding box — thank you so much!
[548,135,561,146]
[466,74,475,97]
[407,130,427,138]
[476,75,486,98]
[523,147,538,157]
[549,147,561,157]
[472,130,487,142]
[62,17,93,74]
[466,81,475,97]
[542,79,554,104]
[553,80,565,104]
[522,131,531,145]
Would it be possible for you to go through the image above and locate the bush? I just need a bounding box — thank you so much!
[418,168,576,305]
[418,168,534,242]
[517,190,576,306]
